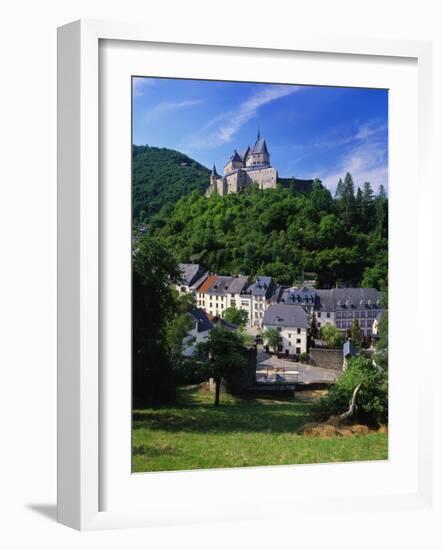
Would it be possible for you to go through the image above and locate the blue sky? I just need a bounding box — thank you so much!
[133,77,388,193]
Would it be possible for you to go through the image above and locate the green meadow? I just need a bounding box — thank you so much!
[132,386,388,473]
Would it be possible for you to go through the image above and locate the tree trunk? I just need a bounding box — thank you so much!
[339,383,362,421]
[214,378,221,406]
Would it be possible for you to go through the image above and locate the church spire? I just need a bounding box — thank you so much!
[257,127,260,141]
[211,163,218,177]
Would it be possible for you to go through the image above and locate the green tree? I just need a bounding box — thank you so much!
[196,327,248,406]
[373,312,388,370]
[132,235,182,405]
[262,327,281,353]
[375,185,388,238]
[321,323,345,349]
[166,313,193,362]
[309,314,319,340]
[313,355,388,426]
[361,182,375,229]
[222,306,248,327]
[350,318,362,347]
[335,177,344,199]
[339,172,357,226]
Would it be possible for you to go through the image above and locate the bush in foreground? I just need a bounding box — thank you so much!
[312,355,388,426]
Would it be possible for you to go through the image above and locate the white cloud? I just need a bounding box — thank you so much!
[320,140,388,193]
[144,99,204,122]
[295,120,388,193]
[132,77,156,97]
[185,84,301,150]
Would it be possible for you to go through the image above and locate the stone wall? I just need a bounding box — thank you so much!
[309,348,344,371]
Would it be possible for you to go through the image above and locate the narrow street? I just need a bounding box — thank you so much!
[256,350,340,384]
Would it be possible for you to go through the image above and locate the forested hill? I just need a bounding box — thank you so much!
[149,176,388,290]
[133,145,210,223]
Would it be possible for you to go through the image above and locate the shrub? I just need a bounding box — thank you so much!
[299,352,310,363]
[320,323,345,348]
[312,355,388,426]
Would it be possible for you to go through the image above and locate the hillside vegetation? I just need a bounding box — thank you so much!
[149,174,388,289]
[133,145,210,223]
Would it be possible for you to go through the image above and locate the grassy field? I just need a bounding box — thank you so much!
[132,386,388,472]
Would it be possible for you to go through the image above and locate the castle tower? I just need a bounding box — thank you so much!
[224,150,244,174]
[209,163,219,194]
[245,130,270,167]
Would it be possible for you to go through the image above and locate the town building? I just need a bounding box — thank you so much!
[262,304,309,355]
[182,308,214,357]
[205,275,236,317]
[195,274,219,311]
[177,263,208,296]
[246,276,279,328]
[195,274,250,319]
[314,288,383,337]
[182,308,240,358]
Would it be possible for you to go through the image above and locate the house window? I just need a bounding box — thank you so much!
[337,321,341,328]
[296,338,301,344]
[180,286,186,292]
[318,312,321,318]
[297,328,301,334]
[277,327,282,332]
[296,347,301,354]
[288,333,291,338]
[326,312,330,318]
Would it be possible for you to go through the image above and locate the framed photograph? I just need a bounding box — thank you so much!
[58,19,434,531]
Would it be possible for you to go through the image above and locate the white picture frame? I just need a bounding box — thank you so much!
[57,19,435,532]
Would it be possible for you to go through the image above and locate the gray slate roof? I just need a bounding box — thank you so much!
[263,304,309,328]
[247,276,274,298]
[315,288,381,312]
[207,276,235,296]
[230,150,242,162]
[189,308,213,333]
[280,287,316,305]
[252,137,269,155]
[179,263,207,287]
[226,276,249,295]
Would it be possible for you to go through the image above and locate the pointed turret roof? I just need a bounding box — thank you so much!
[230,149,242,162]
[240,145,250,163]
[211,163,219,177]
[252,135,269,155]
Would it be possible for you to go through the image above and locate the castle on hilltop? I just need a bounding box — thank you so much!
[205,130,278,196]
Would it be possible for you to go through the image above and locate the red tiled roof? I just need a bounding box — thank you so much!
[196,274,218,293]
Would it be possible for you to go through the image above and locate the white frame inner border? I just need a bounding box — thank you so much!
[57,19,434,531]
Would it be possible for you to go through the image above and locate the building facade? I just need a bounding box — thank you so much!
[262,304,309,355]
[314,288,383,337]
[182,308,214,357]
[177,263,208,296]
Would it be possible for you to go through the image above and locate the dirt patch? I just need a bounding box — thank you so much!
[293,389,329,402]
[298,422,371,437]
